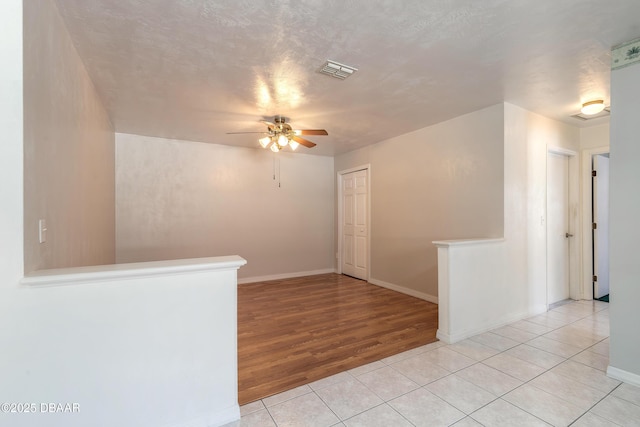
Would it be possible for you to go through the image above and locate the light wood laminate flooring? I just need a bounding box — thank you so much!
[238,273,438,404]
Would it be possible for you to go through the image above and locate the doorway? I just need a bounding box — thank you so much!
[581,147,610,301]
[546,147,578,306]
[338,166,370,280]
[547,151,571,305]
[592,153,610,301]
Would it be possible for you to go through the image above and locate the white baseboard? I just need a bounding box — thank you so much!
[238,268,336,285]
[171,404,240,427]
[436,329,453,344]
[607,365,640,388]
[528,304,549,317]
[368,277,438,304]
[210,405,241,427]
[437,309,532,344]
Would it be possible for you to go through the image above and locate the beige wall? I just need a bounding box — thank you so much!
[115,133,335,280]
[580,123,610,150]
[335,104,505,298]
[23,0,115,272]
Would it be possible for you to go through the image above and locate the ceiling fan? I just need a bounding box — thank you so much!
[227,115,328,152]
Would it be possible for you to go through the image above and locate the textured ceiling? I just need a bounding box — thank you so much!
[54,0,640,156]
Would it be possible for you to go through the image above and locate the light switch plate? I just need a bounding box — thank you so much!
[39,219,47,243]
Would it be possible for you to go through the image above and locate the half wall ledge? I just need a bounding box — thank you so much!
[432,238,505,247]
[433,238,512,344]
[15,255,247,427]
[21,255,247,287]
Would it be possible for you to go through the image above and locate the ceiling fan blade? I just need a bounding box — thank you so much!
[295,129,328,136]
[226,131,270,134]
[260,120,276,130]
[292,136,316,148]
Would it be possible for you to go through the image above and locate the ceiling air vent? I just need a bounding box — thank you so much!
[318,60,357,80]
[571,107,610,121]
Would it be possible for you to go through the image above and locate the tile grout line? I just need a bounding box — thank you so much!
[311,388,347,425]
[464,305,612,426]
[466,397,551,427]
[566,383,625,426]
[427,304,610,425]
[263,404,279,427]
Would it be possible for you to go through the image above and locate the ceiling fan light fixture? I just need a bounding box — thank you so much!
[234,115,326,152]
[259,136,272,148]
[581,100,605,115]
[277,134,289,147]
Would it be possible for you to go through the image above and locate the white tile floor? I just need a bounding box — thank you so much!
[225,300,640,427]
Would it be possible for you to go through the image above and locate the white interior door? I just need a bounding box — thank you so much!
[593,154,610,299]
[547,152,570,305]
[341,169,368,280]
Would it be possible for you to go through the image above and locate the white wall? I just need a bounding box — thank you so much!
[435,239,512,343]
[23,0,115,273]
[0,0,23,291]
[433,104,580,342]
[0,3,26,421]
[608,60,640,385]
[2,259,244,427]
[115,133,335,281]
[335,104,505,299]
[506,104,580,307]
[501,104,532,313]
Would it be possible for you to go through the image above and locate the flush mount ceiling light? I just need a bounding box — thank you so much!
[581,100,606,115]
[319,60,358,80]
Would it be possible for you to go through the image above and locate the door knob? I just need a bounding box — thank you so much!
[565,232,574,238]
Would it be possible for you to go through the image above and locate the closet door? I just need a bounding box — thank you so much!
[342,169,368,280]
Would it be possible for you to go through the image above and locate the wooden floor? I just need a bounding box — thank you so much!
[238,273,438,404]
